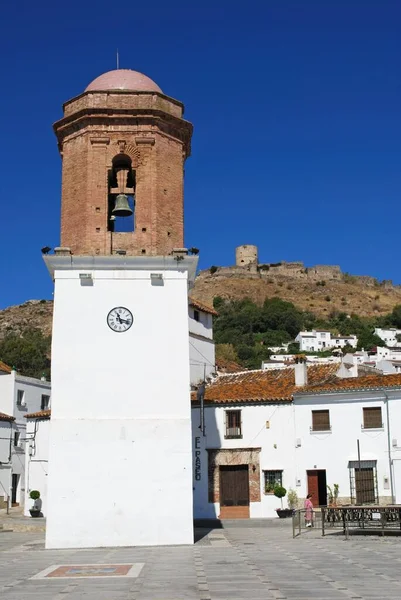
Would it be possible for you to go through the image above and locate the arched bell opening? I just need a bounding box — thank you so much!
[108,154,136,233]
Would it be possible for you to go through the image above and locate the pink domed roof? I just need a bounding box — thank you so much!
[85,69,162,93]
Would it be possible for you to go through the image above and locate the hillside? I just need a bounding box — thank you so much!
[1,259,401,344]
[191,265,401,318]
[0,300,53,341]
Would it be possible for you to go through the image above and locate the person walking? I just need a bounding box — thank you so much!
[304,493,313,527]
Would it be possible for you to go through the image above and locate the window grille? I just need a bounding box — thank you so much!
[363,407,382,429]
[16,390,25,407]
[41,395,50,410]
[311,409,331,432]
[264,470,283,493]
[348,461,378,504]
[225,410,242,438]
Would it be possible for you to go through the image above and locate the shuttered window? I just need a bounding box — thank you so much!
[311,410,330,431]
[363,407,382,429]
[225,410,242,438]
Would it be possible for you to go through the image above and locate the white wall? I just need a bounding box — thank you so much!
[375,328,401,348]
[46,260,196,549]
[296,331,357,352]
[192,402,296,519]
[0,421,13,506]
[0,372,50,506]
[13,376,50,506]
[294,390,401,504]
[0,372,14,416]
[189,307,215,385]
[24,418,50,516]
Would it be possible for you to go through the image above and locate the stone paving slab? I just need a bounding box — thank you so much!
[0,525,401,599]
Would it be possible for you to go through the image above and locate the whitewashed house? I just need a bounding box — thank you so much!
[375,328,401,348]
[0,361,50,509]
[293,369,401,506]
[189,298,217,385]
[296,330,358,352]
[24,409,51,516]
[192,363,401,519]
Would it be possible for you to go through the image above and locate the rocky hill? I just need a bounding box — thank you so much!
[1,260,401,340]
[190,262,401,318]
[0,300,53,340]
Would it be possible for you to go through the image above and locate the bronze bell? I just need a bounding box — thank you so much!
[112,194,133,217]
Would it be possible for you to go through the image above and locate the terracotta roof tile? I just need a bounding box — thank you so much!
[189,297,218,316]
[0,360,12,374]
[0,412,15,422]
[25,409,51,419]
[299,372,401,395]
[197,364,340,404]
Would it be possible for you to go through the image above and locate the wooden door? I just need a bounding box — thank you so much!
[220,465,249,506]
[307,470,319,506]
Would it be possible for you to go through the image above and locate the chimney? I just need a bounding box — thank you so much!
[294,356,308,387]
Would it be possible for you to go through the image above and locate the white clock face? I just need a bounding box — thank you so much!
[107,307,133,333]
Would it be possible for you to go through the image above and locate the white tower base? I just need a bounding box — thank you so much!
[44,255,198,549]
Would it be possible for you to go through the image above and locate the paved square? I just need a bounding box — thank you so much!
[1,521,401,599]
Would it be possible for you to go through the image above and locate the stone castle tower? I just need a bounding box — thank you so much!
[54,69,193,256]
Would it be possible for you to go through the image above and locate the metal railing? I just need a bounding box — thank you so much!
[293,506,401,539]
[292,509,323,538]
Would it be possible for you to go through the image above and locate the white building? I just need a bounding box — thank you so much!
[375,327,401,348]
[189,298,216,386]
[24,409,51,517]
[0,361,50,509]
[192,364,401,519]
[296,330,358,352]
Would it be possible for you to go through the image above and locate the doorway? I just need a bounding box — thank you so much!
[11,474,19,506]
[219,465,250,518]
[307,470,327,506]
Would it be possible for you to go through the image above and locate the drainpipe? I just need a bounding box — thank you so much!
[384,392,395,504]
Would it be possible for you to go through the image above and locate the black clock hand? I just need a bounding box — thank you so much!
[116,313,122,323]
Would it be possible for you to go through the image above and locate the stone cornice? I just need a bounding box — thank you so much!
[53,110,193,157]
[43,254,199,285]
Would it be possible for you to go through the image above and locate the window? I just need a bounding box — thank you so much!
[311,410,331,432]
[41,395,50,410]
[363,407,382,429]
[16,390,25,407]
[225,410,242,438]
[14,431,21,447]
[264,470,283,494]
[193,310,200,322]
[349,460,378,504]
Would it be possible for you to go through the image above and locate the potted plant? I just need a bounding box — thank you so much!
[287,488,298,514]
[274,485,292,518]
[29,490,42,518]
[327,484,339,507]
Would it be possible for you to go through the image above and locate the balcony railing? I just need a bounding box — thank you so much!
[225,426,242,439]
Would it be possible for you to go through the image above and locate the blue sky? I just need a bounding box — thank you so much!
[0,1,400,309]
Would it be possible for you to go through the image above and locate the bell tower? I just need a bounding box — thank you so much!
[44,70,198,550]
[54,69,192,256]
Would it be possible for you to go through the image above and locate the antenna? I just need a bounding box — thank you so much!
[116,49,119,70]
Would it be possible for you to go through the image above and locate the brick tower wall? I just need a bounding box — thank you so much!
[55,91,192,256]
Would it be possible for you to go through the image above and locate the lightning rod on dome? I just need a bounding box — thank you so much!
[116,49,119,70]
